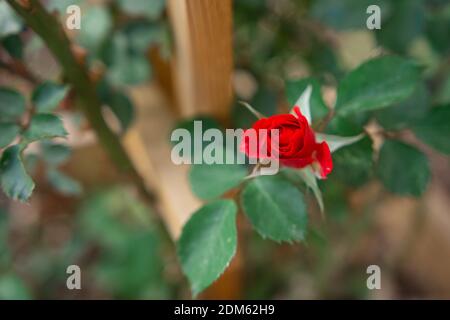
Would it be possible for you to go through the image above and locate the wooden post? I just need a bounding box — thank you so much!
[167,0,234,123]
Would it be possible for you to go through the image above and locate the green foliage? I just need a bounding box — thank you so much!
[117,0,165,20]
[32,82,69,113]
[0,274,31,300]
[78,6,112,55]
[232,87,277,128]
[47,168,82,196]
[41,142,71,166]
[101,21,167,86]
[177,200,237,296]
[375,0,424,54]
[377,140,430,196]
[0,209,10,266]
[285,77,329,121]
[77,188,168,298]
[0,87,26,121]
[190,163,248,200]
[0,145,34,202]
[335,56,421,115]
[325,114,368,136]
[0,82,72,202]
[330,137,374,187]
[45,0,81,12]
[40,141,81,196]
[413,104,450,154]
[94,231,165,298]
[320,179,349,222]
[0,188,169,299]
[375,82,429,130]
[241,175,308,243]
[97,80,135,132]
[0,122,20,149]
[23,114,67,142]
[1,34,23,59]
[311,0,389,31]
[0,1,22,38]
[426,5,450,55]
[436,74,450,105]
[283,168,324,213]
[3,0,450,299]
[103,32,150,86]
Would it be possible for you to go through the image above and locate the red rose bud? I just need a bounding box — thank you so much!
[241,106,333,178]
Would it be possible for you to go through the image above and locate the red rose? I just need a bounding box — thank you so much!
[241,106,333,178]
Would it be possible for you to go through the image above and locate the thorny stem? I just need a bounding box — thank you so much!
[6,0,157,205]
[317,108,403,140]
[316,109,335,132]
[0,56,38,85]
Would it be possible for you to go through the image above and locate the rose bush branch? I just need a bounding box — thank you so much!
[6,0,157,205]
[0,56,38,84]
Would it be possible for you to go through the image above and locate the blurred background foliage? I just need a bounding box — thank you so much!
[1,0,450,299]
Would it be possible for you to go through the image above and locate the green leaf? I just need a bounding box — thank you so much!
[297,168,324,213]
[189,163,248,200]
[321,179,349,222]
[325,113,369,136]
[413,105,450,154]
[426,6,450,55]
[23,114,67,142]
[241,175,308,243]
[79,188,154,248]
[311,0,390,31]
[315,132,365,153]
[41,142,71,166]
[32,82,69,112]
[97,78,135,132]
[177,200,237,296]
[377,140,430,197]
[46,0,81,12]
[0,145,35,201]
[375,82,429,130]
[1,34,23,59]
[305,40,343,80]
[0,87,26,121]
[436,73,450,105]
[117,0,165,20]
[93,230,166,298]
[0,122,20,149]
[0,209,11,265]
[47,169,82,196]
[103,32,151,86]
[335,56,421,115]
[330,137,373,187]
[0,274,31,300]
[125,21,166,54]
[375,0,424,54]
[100,21,160,85]
[105,91,135,132]
[0,2,22,38]
[78,6,112,54]
[281,167,325,213]
[285,78,329,121]
[23,153,39,175]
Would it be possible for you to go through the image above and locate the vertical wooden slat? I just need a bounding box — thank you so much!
[167,0,233,122]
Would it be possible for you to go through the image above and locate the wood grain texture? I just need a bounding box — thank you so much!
[168,0,233,123]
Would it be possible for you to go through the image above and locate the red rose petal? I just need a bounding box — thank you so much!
[315,142,333,178]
